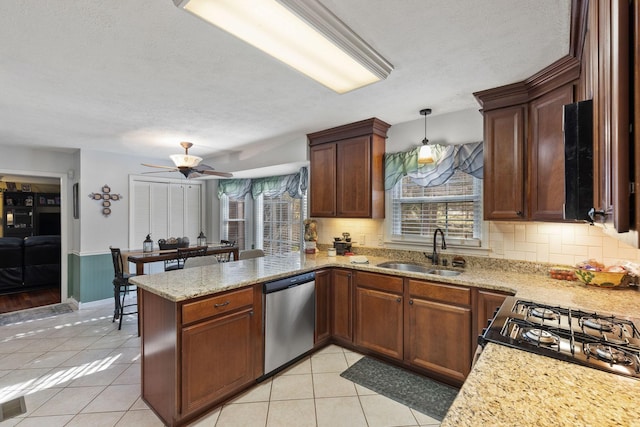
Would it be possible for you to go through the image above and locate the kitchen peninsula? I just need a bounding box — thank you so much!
[131,253,640,427]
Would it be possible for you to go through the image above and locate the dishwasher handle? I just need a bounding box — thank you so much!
[263,271,316,294]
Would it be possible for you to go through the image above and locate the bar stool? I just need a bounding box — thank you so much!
[109,247,138,334]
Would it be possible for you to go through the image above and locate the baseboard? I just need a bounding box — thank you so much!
[76,297,112,310]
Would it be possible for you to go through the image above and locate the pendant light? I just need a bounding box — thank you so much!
[418,108,434,164]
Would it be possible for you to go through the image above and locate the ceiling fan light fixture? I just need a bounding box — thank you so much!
[417,108,435,165]
[170,154,202,168]
[173,0,393,94]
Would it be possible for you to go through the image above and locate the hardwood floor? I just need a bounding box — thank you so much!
[0,287,61,313]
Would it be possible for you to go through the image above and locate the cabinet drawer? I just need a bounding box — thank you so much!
[356,271,403,294]
[182,287,253,325]
[408,279,470,306]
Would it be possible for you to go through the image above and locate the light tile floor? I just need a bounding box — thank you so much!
[0,299,441,426]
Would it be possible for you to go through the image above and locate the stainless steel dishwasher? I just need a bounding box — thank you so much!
[263,271,315,376]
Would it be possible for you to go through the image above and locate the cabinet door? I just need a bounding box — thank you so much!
[483,105,526,220]
[315,269,331,345]
[309,143,337,217]
[407,297,471,384]
[473,290,509,354]
[528,85,574,221]
[336,136,371,217]
[355,286,403,360]
[181,307,254,415]
[331,269,353,343]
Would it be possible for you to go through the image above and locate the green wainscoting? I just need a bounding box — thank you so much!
[68,252,112,303]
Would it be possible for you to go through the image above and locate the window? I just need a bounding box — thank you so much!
[391,170,482,245]
[256,193,304,255]
[220,195,247,251]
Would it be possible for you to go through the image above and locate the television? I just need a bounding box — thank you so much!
[38,212,61,235]
[563,99,593,222]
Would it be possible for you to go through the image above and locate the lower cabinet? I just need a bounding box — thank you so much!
[181,307,254,414]
[406,279,472,384]
[141,285,262,427]
[473,289,509,353]
[355,271,404,360]
[315,269,331,345]
[331,269,354,344]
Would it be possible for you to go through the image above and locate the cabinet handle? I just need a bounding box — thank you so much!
[214,301,230,308]
[396,297,401,303]
[516,210,523,217]
[409,299,413,305]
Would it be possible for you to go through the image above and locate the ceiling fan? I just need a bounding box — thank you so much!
[141,142,233,179]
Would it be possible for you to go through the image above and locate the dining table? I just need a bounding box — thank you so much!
[126,244,239,275]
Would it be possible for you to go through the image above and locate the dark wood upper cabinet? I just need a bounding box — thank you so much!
[308,118,390,218]
[528,85,575,220]
[479,0,638,240]
[482,105,526,220]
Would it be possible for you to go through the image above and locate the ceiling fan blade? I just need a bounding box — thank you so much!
[141,163,178,170]
[142,170,178,174]
[201,170,233,178]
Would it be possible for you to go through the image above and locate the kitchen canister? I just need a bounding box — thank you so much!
[328,248,336,257]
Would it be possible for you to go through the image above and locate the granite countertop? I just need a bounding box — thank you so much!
[442,343,640,426]
[131,252,640,319]
[130,252,640,426]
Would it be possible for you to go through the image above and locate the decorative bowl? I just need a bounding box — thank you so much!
[574,269,628,287]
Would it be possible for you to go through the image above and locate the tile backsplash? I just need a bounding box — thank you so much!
[314,218,640,266]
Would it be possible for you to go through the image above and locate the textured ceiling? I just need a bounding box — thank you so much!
[0,0,571,165]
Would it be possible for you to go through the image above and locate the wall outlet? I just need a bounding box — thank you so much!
[360,234,366,246]
[377,234,383,246]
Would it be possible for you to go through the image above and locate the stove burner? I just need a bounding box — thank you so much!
[522,328,560,346]
[581,317,614,332]
[586,344,633,365]
[530,307,559,320]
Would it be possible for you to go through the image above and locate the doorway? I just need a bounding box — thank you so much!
[0,173,66,313]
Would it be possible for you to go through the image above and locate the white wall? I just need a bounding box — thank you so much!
[386,108,483,152]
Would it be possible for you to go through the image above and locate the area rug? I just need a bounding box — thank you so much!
[340,357,458,421]
[0,303,73,326]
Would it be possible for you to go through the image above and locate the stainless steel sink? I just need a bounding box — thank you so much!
[376,262,432,273]
[376,262,462,277]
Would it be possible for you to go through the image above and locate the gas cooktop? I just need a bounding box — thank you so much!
[480,297,640,379]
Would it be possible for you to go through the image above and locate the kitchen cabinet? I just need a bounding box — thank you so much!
[331,269,353,344]
[140,285,262,426]
[354,271,404,360]
[528,85,574,220]
[482,105,526,220]
[578,0,633,236]
[308,118,390,218]
[406,279,472,384]
[480,84,574,221]
[472,289,509,354]
[315,269,331,345]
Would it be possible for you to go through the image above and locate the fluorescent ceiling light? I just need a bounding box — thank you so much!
[173,0,393,93]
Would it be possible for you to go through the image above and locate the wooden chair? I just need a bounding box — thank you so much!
[109,247,138,333]
[216,240,236,262]
[165,246,207,271]
[239,249,265,260]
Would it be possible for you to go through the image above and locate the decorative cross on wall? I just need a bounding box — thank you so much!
[88,184,122,216]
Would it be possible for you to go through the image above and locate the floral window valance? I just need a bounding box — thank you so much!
[384,142,483,190]
[217,166,308,200]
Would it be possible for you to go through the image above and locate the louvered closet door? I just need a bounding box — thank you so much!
[184,184,202,242]
[169,183,185,239]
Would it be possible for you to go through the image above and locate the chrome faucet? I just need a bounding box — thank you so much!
[426,228,447,265]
